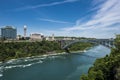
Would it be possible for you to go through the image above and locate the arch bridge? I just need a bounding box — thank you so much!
[58,39,115,52]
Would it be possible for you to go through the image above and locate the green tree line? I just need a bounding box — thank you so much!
[0,41,93,62]
[69,42,94,51]
[0,41,61,61]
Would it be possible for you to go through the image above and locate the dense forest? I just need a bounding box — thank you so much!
[0,41,93,62]
[0,41,62,62]
[80,36,120,80]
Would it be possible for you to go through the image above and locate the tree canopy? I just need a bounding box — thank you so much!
[80,36,120,80]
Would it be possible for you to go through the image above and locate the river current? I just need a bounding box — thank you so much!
[0,45,110,80]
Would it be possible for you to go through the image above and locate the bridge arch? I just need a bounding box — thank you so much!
[60,39,115,52]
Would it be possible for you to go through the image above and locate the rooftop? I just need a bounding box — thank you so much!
[2,26,16,29]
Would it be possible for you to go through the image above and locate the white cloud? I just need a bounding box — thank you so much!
[61,0,120,38]
[25,0,119,38]
[15,0,79,11]
[38,18,73,24]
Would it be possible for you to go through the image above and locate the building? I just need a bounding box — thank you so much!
[30,33,44,41]
[24,25,27,39]
[1,26,17,39]
[45,34,55,41]
[16,35,22,40]
[45,36,53,41]
[52,34,55,41]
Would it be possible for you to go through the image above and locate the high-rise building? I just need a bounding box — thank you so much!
[1,26,17,39]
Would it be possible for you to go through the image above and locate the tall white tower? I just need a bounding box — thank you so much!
[24,25,27,39]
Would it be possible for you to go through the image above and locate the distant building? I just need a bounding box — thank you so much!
[1,26,17,39]
[52,34,55,41]
[45,34,55,41]
[30,33,44,41]
[17,35,22,40]
[45,36,53,41]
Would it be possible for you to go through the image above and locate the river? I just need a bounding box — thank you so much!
[0,45,110,80]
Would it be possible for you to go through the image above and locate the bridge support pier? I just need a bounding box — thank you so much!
[64,48,70,53]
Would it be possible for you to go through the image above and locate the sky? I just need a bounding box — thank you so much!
[0,0,120,38]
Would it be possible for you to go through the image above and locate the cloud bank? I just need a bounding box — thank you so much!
[61,0,120,38]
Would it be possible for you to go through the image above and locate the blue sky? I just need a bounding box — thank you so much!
[0,0,120,38]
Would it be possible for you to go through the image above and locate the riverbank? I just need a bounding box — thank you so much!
[0,41,94,62]
[0,41,62,62]
[0,51,63,63]
[80,36,120,80]
[0,49,88,64]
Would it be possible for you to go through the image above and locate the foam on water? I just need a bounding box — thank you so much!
[4,56,46,65]
[3,54,65,70]
[48,55,59,59]
[35,60,43,64]
[0,53,66,71]
[6,59,17,64]
[4,60,43,69]
[0,74,3,77]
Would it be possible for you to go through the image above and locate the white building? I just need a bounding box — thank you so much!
[52,34,55,41]
[16,35,22,40]
[45,34,55,41]
[30,33,44,41]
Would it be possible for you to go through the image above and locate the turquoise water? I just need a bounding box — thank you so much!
[0,45,110,80]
